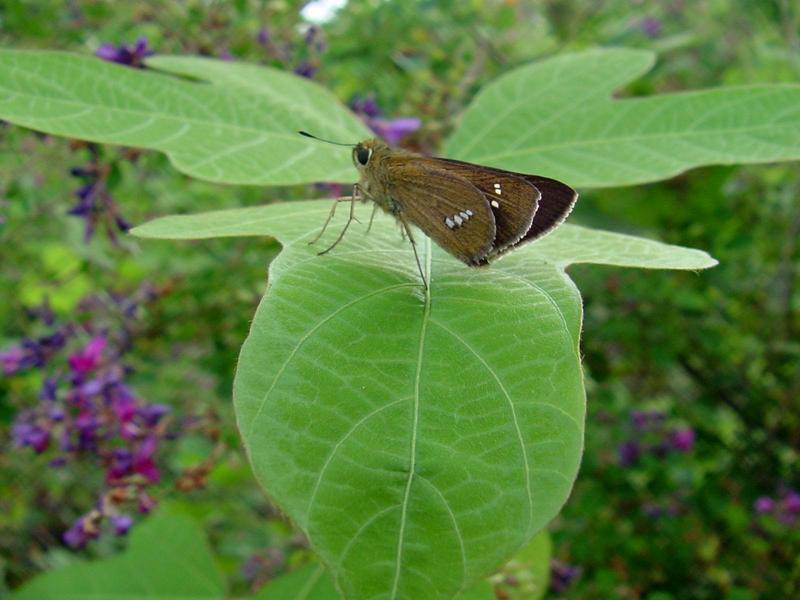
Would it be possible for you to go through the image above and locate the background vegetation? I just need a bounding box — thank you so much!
[1,0,798,597]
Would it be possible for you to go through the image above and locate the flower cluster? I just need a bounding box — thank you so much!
[3,286,172,548]
[617,409,695,467]
[95,37,154,68]
[350,93,422,146]
[67,143,133,242]
[754,488,800,526]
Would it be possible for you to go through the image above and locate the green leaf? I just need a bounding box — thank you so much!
[456,582,495,600]
[490,530,552,600]
[0,50,370,185]
[132,201,714,599]
[445,48,800,188]
[250,561,339,600]
[11,510,225,600]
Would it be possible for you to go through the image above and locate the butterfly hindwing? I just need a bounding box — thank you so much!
[435,158,578,259]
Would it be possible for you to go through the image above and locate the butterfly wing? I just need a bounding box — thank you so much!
[384,162,496,265]
[510,174,578,246]
[434,158,578,259]
[413,159,541,255]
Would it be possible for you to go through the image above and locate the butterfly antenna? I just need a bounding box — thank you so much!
[298,131,355,147]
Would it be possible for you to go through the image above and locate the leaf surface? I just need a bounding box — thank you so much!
[11,511,225,600]
[0,50,370,184]
[132,201,714,599]
[445,48,800,187]
[251,561,339,600]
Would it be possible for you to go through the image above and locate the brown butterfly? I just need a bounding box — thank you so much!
[301,132,578,289]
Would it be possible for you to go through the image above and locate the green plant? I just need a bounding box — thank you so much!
[2,46,799,599]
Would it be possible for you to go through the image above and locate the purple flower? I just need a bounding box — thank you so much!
[257,27,270,47]
[641,17,661,38]
[134,436,160,483]
[304,25,320,45]
[112,388,138,424]
[40,377,59,402]
[138,404,170,427]
[71,183,95,209]
[107,448,134,481]
[785,491,800,515]
[368,117,421,145]
[303,25,327,52]
[2,332,69,375]
[0,345,23,374]
[630,409,665,431]
[63,522,87,548]
[12,422,51,453]
[351,95,380,118]
[550,560,581,594]
[293,60,317,79]
[95,36,154,68]
[110,514,133,536]
[670,428,695,452]
[754,496,775,514]
[618,440,641,466]
[74,410,100,449]
[114,214,132,233]
[63,515,100,548]
[68,336,107,375]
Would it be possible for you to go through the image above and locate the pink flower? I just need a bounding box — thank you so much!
[68,336,107,375]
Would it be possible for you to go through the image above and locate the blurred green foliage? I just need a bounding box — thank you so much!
[1,0,799,598]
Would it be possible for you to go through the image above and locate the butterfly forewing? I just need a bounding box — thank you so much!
[417,159,541,255]
[385,162,496,265]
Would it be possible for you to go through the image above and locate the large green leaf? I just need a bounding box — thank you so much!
[11,511,225,600]
[0,50,370,184]
[445,48,800,188]
[132,201,715,599]
[251,561,339,600]
[489,530,552,600]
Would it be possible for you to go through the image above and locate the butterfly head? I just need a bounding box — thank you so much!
[352,139,388,171]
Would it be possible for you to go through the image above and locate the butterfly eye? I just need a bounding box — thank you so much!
[355,146,371,166]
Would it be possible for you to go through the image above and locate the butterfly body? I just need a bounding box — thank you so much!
[351,138,578,267]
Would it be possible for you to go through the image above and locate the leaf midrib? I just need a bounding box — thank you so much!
[0,85,310,145]
[390,239,432,600]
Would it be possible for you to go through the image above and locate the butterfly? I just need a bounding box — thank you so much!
[302,132,578,289]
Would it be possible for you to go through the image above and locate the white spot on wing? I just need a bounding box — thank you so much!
[445,217,455,229]
[491,200,500,208]
[454,215,463,226]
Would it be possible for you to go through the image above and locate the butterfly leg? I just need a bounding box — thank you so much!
[316,186,359,256]
[365,202,379,234]
[309,184,361,248]
[308,198,341,246]
[398,215,428,291]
